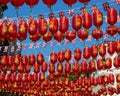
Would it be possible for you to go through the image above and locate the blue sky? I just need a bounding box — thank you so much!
[3,0,120,61]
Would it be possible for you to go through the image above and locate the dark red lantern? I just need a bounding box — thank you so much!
[104,58,112,70]
[64,49,72,62]
[42,62,48,73]
[103,75,109,85]
[8,55,13,66]
[0,0,9,4]
[37,53,44,65]
[21,55,28,66]
[0,55,8,66]
[92,29,103,40]
[72,14,82,31]
[72,62,79,73]
[65,30,76,41]
[17,62,24,73]
[11,64,17,73]
[98,44,106,57]
[42,0,57,7]
[107,41,115,55]
[114,56,120,68]
[78,29,88,41]
[57,63,63,73]
[83,46,91,60]
[58,51,65,63]
[81,61,87,74]
[97,59,104,70]
[78,0,90,5]
[49,63,55,74]
[65,62,71,74]
[29,32,41,42]
[63,0,77,6]
[109,74,114,85]
[34,63,40,73]
[88,60,96,73]
[115,40,120,54]
[54,31,64,42]
[74,48,82,62]
[11,0,24,8]
[50,52,57,64]
[13,55,20,66]
[29,54,35,65]
[91,44,98,59]
[42,31,52,42]
[25,0,39,7]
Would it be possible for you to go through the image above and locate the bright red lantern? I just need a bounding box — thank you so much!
[59,13,69,33]
[28,16,38,35]
[72,14,82,31]
[65,62,71,74]
[81,61,87,74]
[115,40,120,54]
[29,32,41,42]
[74,48,82,62]
[108,42,115,55]
[78,29,88,41]
[63,0,77,6]
[114,56,120,68]
[57,63,63,73]
[13,55,20,66]
[107,8,117,25]
[72,62,79,73]
[104,58,112,69]
[37,53,44,65]
[42,0,57,7]
[93,9,103,28]
[83,46,91,60]
[64,49,72,62]
[88,60,96,73]
[29,54,35,65]
[91,44,98,59]
[54,31,64,42]
[103,75,109,85]
[34,63,40,73]
[58,51,65,63]
[97,59,104,70]
[49,63,55,74]
[11,0,24,8]
[92,29,103,40]
[109,74,114,85]
[82,12,92,29]
[50,52,57,64]
[0,55,8,66]
[25,0,39,7]
[42,31,52,42]
[66,30,76,41]
[21,55,28,66]
[17,62,24,73]
[38,15,48,35]
[25,64,31,73]
[11,64,17,73]
[98,44,106,57]
[42,62,48,73]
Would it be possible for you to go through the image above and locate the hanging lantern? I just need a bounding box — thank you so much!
[38,15,48,35]
[49,63,55,74]
[115,40,120,54]
[22,73,28,82]
[50,52,57,64]
[37,53,44,65]
[11,74,16,82]
[104,75,110,85]
[17,32,27,42]
[0,55,8,66]
[65,62,71,74]
[91,44,98,59]
[107,42,115,55]
[97,76,103,86]
[42,0,57,8]
[72,14,82,31]
[11,0,24,9]
[0,73,5,82]
[88,60,96,73]
[97,59,104,70]
[28,16,38,35]
[1,22,8,40]
[29,54,35,65]
[8,55,13,67]
[63,0,77,7]
[107,8,117,25]
[65,30,76,42]
[17,62,24,73]
[21,55,28,66]
[93,9,103,28]
[54,31,64,42]
[42,62,48,73]
[29,32,41,42]
[113,56,120,68]
[81,61,87,74]
[5,73,11,82]
[104,58,112,70]
[49,14,58,34]
[116,74,120,83]
[59,12,69,33]
[74,48,82,62]
[72,62,79,73]
[13,55,20,66]
[78,0,90,5]
[42,31,52,42]
[78,29,88,41]
[92,29,103,40]
[106,25,118,37]
[25,64,31,73]
[34,63,40,73]
[57,63,63,73]
[64,49,72,62]
[16,73,22,82]
[25,0,39,7]
[39,72,45,81]
[58,51,65,63]
[98,44,106,57]
[82,11,92,29]
[11,64,17,73]
[83,46,91,60]
[109,74,114,85]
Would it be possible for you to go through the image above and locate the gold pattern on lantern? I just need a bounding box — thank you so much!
[20,25,25,32]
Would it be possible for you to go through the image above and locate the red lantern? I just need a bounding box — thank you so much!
[17,32,27,42]
[58,51,65,63]
[83,46,91,60]
[30,32,41,42]
[11,0,24,8]
[81,61,87,74]
[63,0,77,6]
[107,8,117,25]
[11,64,17,73]
[5,73,11,82]
[97,59,104,70]
[8,55,13,66]
[25,64,31,73]
[82,12,92,29]
[109,74,114,85]
[37,53,44,65]
[98,44,106,57]
[93,9,103,28]
[88,60,96,73]
[42,62,48,73]
[65,62,71,74]
[54,31,64,42]
[118,27,120,34]
[97,76,103,86]
[17,62,24,73]
[72,62,79,73]
[65,30,76,41]
[39,72,45,81]
[72,14,82,31]
[108,42,115,55]
[13,55,20,66]
[11,74,15,82]
[104,58,112,69]
[104,75,109,85]
[59,13,69,33]
[106,25,118,37]
[21,55,28,66]
[49,63,55,74]
[57,63,63,73]
[0,73,5,82]
[114,56,120,68]
[34,63,40,73]
[78,29,88,41]
[29,54,35,65]
[0,55,8,66]
[92,29,103,40]
[42,0,57,7]
[38,15,47,35]
[16,73,22,82]
[22,73,28,82]
[42,31,52,42]
[115,40,120,54]
[0,0,9,4]
[91,44,98,59]
[50,52,57,64]
[74,48,82,62]
[49,15,58,34]
[65,49,72,62]
[25,0,39,7]
[78,0,90,5]
[28,16,37,35]
[116,74,120,83]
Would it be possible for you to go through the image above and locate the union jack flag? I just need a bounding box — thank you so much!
[23,44,27,50]
[35,43,40,48]
[29,43,33,49]
[3,46,8,52]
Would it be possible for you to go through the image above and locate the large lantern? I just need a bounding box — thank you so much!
[34,63,40,73]
[98,44,106,57]
[88,60,96,73]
